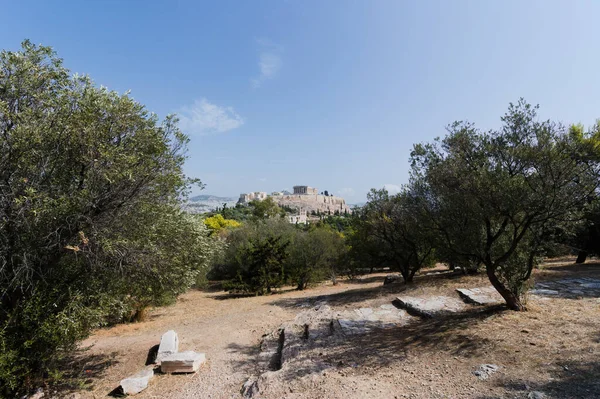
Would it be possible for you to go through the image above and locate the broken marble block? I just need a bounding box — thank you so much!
[120,368,154,395]
[456,287,504,306]
[156,330,179,362]
[393,295,465,318]
[160,351,206,373]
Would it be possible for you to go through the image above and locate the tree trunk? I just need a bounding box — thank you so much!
[401,268,414,284]
[575,250,588,264]
[485,265,525,311]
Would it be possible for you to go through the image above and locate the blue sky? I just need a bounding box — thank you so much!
[2,0,600,202]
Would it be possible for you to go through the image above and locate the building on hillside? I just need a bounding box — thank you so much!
[238,191,267,204]
[293,185,318,195]
[238,185,351,215]
[288,209,307,224]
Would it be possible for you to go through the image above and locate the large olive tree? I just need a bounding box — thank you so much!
[410,100,600,310]
[0,41,217,394]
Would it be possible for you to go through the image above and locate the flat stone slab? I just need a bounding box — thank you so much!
[338,305,410,335]
[456,286,504,305]
[156,330,179,363]
[393,296,466,318]
[120,368,154,395]
[160,351,206,373]
[531,278,600,298]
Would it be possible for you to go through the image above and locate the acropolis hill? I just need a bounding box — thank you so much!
[238,185,352,215]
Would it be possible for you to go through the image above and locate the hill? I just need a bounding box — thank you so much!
[185,194,237,214]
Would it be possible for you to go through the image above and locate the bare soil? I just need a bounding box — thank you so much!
[68,259,600,399]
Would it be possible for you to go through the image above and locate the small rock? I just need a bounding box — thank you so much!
[472,364,499,380]
[383,275,400,285]
[156,330,179,363]
[161,351,206,373]
[120,368,154,395]
[528,392,546,399]
[241,377,259,398]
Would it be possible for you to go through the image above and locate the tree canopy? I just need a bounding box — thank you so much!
[409,100,600,309]
[0,41,218,394]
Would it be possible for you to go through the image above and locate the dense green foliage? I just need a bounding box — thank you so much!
[0,41,219,395]
[351,189,437,283]
[211,219,347,293]
[407,100,600,310]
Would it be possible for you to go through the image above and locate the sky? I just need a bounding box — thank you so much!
[2,0,600,202]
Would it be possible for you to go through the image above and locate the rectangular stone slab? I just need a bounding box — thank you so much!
[456,287,504,305]
[156,330,179,362]
[393,296,465,318]
[161,351,206,373]
[531,278,600,298]
[120,368,154,395]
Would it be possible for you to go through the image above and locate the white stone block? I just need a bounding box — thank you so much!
[120,368,154,395]
[156,330,179,362]
[160,351,206,373]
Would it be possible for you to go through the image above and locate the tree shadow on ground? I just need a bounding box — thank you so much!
[538,261,600,276]
[269,283,410,309]
[245,305,506,385]
[479,360,600,399]
[319,306,505,369]
[346,274,389,285]
[53,349,119,396]
[224,342,263,377]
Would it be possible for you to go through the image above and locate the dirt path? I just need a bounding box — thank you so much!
[75,261,600,399]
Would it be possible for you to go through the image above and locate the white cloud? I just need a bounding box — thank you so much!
[178,98,244,135]
[258,177,267,182]
[383,184,401,195]
[251,39,283,88]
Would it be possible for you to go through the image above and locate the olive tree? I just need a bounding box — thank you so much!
[0,41,218,394]
[410,100,600,310]
[353,188,436,283]
[287,227,346,290]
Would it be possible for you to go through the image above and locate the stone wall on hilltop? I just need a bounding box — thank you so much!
[273,193,351,214]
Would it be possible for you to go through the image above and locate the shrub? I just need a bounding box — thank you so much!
[0,41,220,395]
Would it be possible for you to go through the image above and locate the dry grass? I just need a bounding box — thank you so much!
[70,258,600,399]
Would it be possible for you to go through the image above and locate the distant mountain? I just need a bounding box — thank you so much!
[185,194,238,214]
[349,202,366,208]
[189,194,236,202]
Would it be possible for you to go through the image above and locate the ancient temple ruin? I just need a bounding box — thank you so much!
[238,185,352,216]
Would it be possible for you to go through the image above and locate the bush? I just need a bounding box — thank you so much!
[287,227,347,290]
[212,219,347,293]
[0,41,220,395]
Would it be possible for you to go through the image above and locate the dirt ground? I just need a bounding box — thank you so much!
[68,259,600,399]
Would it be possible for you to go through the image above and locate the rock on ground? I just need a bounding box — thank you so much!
[472,364,499,380]
[160,351,206,373]
[156,330,179,363]
[393,296,466,318]
[528,392,546,399]
[337,305,410,335]
[531,278,600,298]
[120,368,154,395]
[456,286,504,305]
[383,274,401,285]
